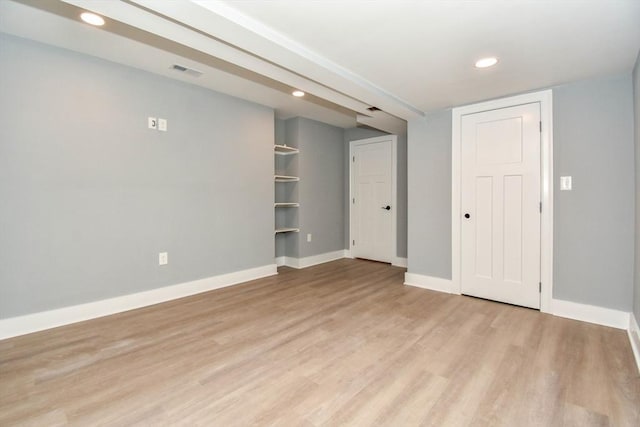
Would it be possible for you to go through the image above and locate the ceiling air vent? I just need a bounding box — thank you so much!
[171,64,203,78]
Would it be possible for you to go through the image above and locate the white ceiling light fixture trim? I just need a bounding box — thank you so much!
[292,90,305,97]
[80,11,104,26]
[475,57,499,68]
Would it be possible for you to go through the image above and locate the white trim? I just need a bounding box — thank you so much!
[278,250,348,269]
[628,313,640,373]
[392,257,408,268]
[451,90,554,313]
[349,135,398,264]
[0,264,277,340]
[404,273,456,294]
[551,298,629,330]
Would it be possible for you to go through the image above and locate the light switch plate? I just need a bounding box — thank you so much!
[560,176,572,191]
[158,118,167,132]
[159,252,168,266]
[148,117,157,129]
[307,233,312,242]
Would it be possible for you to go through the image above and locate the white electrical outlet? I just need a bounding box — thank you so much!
[148,117,157,129]
[158,118,167,132]
[307,233,312,242]
[159,252,168,266]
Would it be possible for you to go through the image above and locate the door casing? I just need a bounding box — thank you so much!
[349,135,398,264]
[452,90,553,313]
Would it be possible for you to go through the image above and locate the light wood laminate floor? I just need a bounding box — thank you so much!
[1,259,639,426]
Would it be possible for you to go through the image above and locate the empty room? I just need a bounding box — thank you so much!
[1,0,640,425]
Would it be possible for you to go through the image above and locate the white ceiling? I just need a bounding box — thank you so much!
[225,0,640,112]
[1,0,639,130]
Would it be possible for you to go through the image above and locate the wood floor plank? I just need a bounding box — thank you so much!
[1,259,639,426]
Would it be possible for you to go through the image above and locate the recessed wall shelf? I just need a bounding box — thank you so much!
[275,175,300,182]
[274,144,300,238]
[274,144,299,155]
[275,227,300,234]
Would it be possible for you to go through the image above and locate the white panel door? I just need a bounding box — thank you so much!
[352,140,392,263]
[461,103,541,309]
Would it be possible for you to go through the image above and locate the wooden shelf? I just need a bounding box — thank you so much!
[275,175,300,182]
[275,227,300,234]
[275,202,300,208]
[274,144,299,155]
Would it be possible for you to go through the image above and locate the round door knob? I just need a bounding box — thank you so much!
[464,213,470,219]
[381,205,391,211]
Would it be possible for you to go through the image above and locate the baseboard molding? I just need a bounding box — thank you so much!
[628,313,640,374]
[392,257,408,268]
[551,298,630,330]
[404,272,456,294]
[280,250,348,269]
[0,264,278,340]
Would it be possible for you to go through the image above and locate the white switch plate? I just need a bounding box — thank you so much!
[560,176,572,191]
[148,117,157,129]
[159,252,168,265]
[158,118,167,132]
[307,233,312,242]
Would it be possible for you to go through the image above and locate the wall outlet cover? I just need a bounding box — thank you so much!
[158,118,167,132]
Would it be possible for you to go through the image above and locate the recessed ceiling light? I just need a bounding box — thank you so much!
[475,57,498,68]
[80,12,105,26]
[292,90,305,97]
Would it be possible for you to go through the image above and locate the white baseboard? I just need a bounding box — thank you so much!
[551,298,630,330]
[392,257,408,268]
[628,313,640,374]
[404,272,457,294]
[0,264,277,340]
[280,250,348,269]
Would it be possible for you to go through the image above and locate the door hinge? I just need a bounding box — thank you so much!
[539,121,542,133]
[353,197,355,204]
[539,202,542,213]
[352,156,355,162]
[539,282,542,293]
[352,240,355,246]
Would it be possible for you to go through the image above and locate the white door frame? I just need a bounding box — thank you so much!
[452,90,553,313]
[349,135,398,265]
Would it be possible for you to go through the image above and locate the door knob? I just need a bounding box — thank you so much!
[381,205,391,210]
[464,213,470,219]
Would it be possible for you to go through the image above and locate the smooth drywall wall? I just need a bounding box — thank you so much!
[295,118,345,258]
[343,127,408,259]
[274,118,287,258]
[407,74,634,311]
[407,110,452,278]
[0,35,274,318]
[553,74,634,310]
[633,51,640,321]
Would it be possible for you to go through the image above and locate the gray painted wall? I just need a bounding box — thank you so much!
[407,74,635,311]
[407,110,452,278]
[0,35,275,318]
[295,118,345,258]
[553,74,634,310]
[343,127,408,259]
[633,52,640,321]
